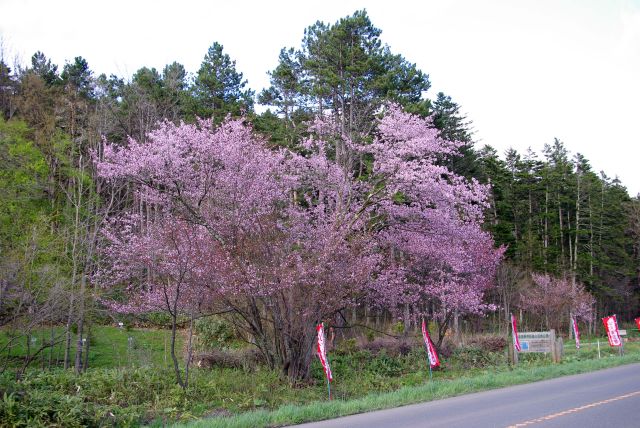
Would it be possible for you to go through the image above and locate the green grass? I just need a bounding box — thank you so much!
[175,352,640,428]
[2,326,639,427]
[0,325,182,370]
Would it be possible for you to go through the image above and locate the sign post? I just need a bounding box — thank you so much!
[513,330,563,363]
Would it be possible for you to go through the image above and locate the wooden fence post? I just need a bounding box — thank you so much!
[555,337,564,363]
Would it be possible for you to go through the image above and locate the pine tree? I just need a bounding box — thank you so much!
[261,10,430,140]
[192,42,254,123]
[431,92,478,178]
[30,51,59,86]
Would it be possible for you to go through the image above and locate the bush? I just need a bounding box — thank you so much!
[435,339,455,358]
[334,338,359,355]
[334,336,415,357]
[360,336,414,357]
[467,335,508,353]
[451,346,505,369]
[0,371,143,427]
[195,347,263,371]
[367,351,404,376]
[194,317,236,350]
[135,312,173,328]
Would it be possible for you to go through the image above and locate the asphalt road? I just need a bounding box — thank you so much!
[295,363,640,428]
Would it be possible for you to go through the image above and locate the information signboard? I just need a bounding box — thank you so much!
[512,329,562,363]
[518,331,553,353]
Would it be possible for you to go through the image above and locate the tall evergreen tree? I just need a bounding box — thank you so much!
[192,42,254,123]
[256,48,310,147]
[61,56,93,99]
[261,10,430,140]
[0,59,17,119]
[162,61,189,121]
[30,51,59,86]
[431,92,479,178]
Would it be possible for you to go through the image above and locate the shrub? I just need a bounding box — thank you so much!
[194,317,236,350]
[467,335,508,353]
[0,373,142,427]
[334,336,415,357]
[392,321,405,335]
[367,351,404,376]
[451,346,505,369]
[365,330,376,342]
[334,338,359,355]
[195,347,263,371]
[360,336,414,357]
[435,339,455,358]
[136,312,174,328]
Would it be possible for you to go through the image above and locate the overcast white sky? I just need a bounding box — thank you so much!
[1,0,639,195]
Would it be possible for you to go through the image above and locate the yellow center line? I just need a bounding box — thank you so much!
[507,390,640,427]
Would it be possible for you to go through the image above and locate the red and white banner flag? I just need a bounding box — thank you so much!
[316,323,333,382]
[421,319,440,368]
[572,317,580,349]
[635,317,640,332]
[511,313,522,352]
[602,315,622,347]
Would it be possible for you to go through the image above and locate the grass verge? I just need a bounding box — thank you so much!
[0,325,181,369]
[175,353,640,428]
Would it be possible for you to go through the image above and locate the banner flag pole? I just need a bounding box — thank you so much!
[316,322,333,400]
[421,317,440,391]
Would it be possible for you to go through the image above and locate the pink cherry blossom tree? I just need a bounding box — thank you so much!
[97,117,377,380]
[99,215,229,388]
[363,105,504,345]
[97,117,292,384]
[96,106,504,381]
[519,273,595,332]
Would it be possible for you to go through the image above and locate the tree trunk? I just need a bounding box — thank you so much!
[573,168,581,283]
[403,303,411,335]
[435,312,453,349]
[284,328,316,382]
[589,193,594,278]
[567,210,573,277]
[170,310,185,389]
[49,326,55,369]
[63,300,74,369]
[453,310,461,344]
[559,192,564,268]
[74,314,84,374]
[83,325,90,371]
[74,273,87,374]
[544,185,549,269]
[528,188,533,265]
[184,310,195,389]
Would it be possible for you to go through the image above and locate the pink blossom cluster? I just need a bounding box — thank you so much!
[365,105,504,317]
[96,106,504,322]
[523,273,595,322]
